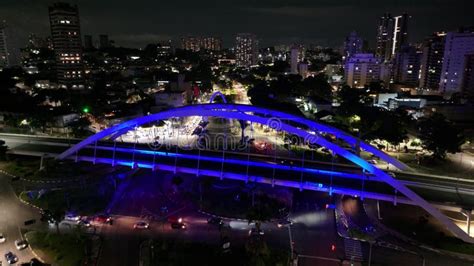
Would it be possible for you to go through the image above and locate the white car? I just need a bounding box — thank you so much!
[0,233,5,243]
[65,214,81,222]
[133,221,149,229]
[14,239,28,250]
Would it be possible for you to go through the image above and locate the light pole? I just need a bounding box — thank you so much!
[368,241,374,266]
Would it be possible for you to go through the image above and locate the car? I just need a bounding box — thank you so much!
[94,215,113,225]
[170,222,186,229]
[78,218,91,227]
[368,159,378,164]
[133,221,149,229]
[207,217,223,226]
[15,239,28,250]
[0,233,5,244]
[248,228,264,236]
[167,216,183,224]
[64,213,81,222]
[4,252,18,264]
[277,219,293,228]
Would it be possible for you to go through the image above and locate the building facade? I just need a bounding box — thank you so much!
[394,45,422,86]
[235,33,258,68]
[344,31,364,61]
[0,22,9,68]
[375,13,409,62]
[345,53,382,88]
[290,47,299,74]
[49,2,84,89]
[439,28,474,94]
[201,37,222,51]
[99,34,109,49]
[419,32,446,91]
[462,53,474,96]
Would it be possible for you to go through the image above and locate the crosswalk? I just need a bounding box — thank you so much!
[344,238,364,262]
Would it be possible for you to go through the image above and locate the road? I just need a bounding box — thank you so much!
[0,169,42,265]
[3,133,474,190]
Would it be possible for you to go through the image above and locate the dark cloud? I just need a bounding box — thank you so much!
[1,0,473,59]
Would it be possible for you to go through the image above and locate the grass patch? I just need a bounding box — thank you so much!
[21,185,113,215]
[384,216,474,255]
[144,239,288,266]
[25,231,87,266]
[200,190,287,220]
[4,159,39,178]
[4,159,88,180]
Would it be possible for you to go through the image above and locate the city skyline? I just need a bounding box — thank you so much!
[1,0,474,53]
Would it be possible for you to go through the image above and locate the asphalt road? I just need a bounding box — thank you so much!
[3,133,474,204]
[0,170,42,265]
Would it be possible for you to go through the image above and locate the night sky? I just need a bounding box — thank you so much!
[1,0,474,53]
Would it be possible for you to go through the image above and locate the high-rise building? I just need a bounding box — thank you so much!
[201,37,222,51]
[49,2,84,89]
[235,33,258,68]
[84,35,93,49]
[345,53,382,88]
[99,34,109,49]
[375,13,392,60]
[298,62,309,78]
[393,45,422,86]
[439,28,474,94]
[290,47,299,74]
[462,54,474,96]
[343,31,364,61]
[419,32,446,91]
[0,22,9,68]
[375,13,409,62]
[181,36,201,52]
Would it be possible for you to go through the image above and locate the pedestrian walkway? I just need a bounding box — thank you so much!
[344,238,363,262]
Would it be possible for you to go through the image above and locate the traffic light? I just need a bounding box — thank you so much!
[82,106,90,113]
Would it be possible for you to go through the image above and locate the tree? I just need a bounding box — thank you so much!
[0,140,8,161]
[336,85,371,116]
[238,119,249,143]
[417,113,465,159]
[358,107,409,145]
[304,74,333,101]
[70,117,92,138]
[246,204,273,231]
[51,209,65,234]
[245,235,270,266]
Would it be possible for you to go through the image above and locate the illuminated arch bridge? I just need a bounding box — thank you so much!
[58,102,473,243]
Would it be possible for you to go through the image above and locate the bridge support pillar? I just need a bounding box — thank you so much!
[377,200,382,220]
[462,209,472,236]
[468,213,471,236]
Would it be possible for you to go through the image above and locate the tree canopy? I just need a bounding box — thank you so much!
[417,113,465,159]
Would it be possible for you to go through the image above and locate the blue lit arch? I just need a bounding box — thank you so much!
[57,103,473,243]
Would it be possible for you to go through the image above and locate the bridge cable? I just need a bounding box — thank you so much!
[93,140,98,165]
[245,122,252,183]
[132,125,137,168]
[300,150,305,192]
[272,123,277,187]
[173,118,178,174]
[112,138,117,167]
